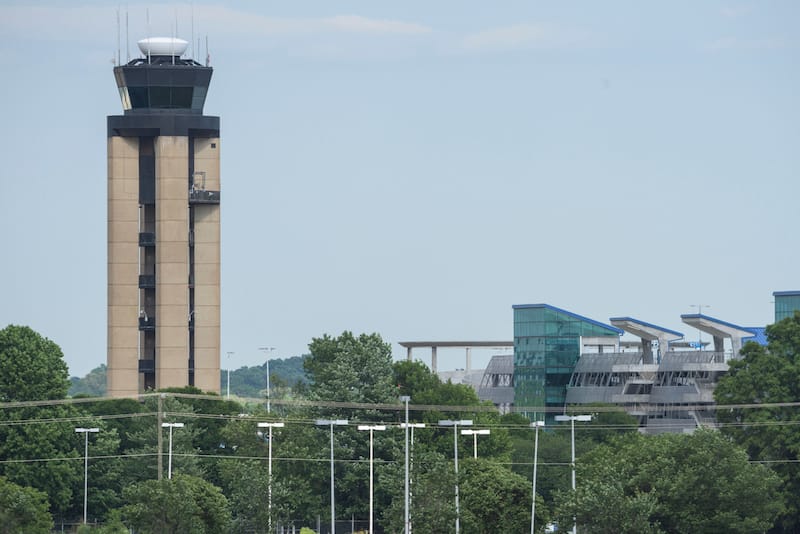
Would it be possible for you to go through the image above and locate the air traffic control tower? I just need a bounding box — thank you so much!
[107,37,220,397]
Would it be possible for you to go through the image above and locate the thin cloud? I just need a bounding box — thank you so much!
[706,36,788,51]
[176,6,431,38]
[322,15,431,35]
[462,23,587,52]
[720,6,751,18]
[0,5,116,42]
[0,4,434,63]
[0,4,431,42]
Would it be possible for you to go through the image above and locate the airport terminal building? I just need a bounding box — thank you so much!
[472,292,797,433]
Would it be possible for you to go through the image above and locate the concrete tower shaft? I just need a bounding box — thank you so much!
[107,38,220,397]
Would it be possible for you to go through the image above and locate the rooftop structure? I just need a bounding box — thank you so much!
[573,311,769,432]
[399,341,513,374]
[566,316,728,433]
[609,317,683,364]
[477,355,514,414]
[679,313,755,358]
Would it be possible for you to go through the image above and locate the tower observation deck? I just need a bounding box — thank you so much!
[107,37,221,397]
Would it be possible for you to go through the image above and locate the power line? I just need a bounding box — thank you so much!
[4,392,800,414]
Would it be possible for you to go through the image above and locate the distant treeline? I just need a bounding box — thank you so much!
[69,356,309,398]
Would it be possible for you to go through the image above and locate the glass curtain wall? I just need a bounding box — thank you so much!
[774,292,800,322]
[513,305,620,422]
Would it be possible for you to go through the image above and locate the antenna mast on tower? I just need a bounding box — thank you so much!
[116,8,121,65]
[191,2,195,60]
[146,8,151,63]
[125,8,130,62]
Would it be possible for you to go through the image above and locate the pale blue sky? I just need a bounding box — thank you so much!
[1,2,798,377]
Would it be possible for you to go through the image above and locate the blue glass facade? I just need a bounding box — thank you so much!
[774,291,800,323]
[513,304,621,422]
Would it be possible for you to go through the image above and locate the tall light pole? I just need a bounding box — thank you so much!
[690,304,710,349]
[161,422,184,479]
[530,420,544,534]
[316,419,348,534]
[460,429,490,458]
[259,347,276,413]
[438,419,473,534]
[258,422,285,534]
[555,414,592,534]
[75,427,99,524]
[358,425,386,534]
[400,395,411,534]
[226,351,234,399]
[399,422,425,534]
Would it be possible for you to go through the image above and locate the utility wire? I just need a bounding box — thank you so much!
[6,391,800,414]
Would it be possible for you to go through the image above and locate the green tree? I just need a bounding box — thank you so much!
[72,396,161,520]
[0,325,69,401]
[0,410,125,521]
[305,332,397,407]
[157,387,244,488]
[88,513,129,534]
[0,476,53,534]
[459,458,538,534]
[577,404,639,445]
[0,405,83,514]
[69,364,108,397]
[0,326,84,514]
[528,428,571,507]
[217,413,325,529]
[75,393,206,508]
[218,459,275,532]
[715,313,800,532]
[552,430,783,533]
[379,449,456,533]
[120,474,231,534]
[556,475,661,534]
[74,424,125,522]
[78,397,149,453]
[224,355,309,399]
[393,360,441,400]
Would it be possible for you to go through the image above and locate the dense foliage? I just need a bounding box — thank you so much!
[2,324,798,532]
[305,331,397,407]
[0,325,70,401]
[552,429,783,533]
[120,474,230,534]
[219,355,309,399]
[0,476,53,534]
[69,365,108,397]
[70,356,309,399]
[715,311,800,533]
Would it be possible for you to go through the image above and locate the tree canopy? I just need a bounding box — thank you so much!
[0,325,69,401]
[459,458,536,533]
[221,355,309,399]
[304,331,397,406]
[715,312,800,532]
[0,327,85,514]
[120,474,231,534]
[0,476,53,534]
[552,429,783,533]
[0,323,793,532]
[69,364,107,397]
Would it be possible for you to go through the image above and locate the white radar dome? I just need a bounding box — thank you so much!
[137,37,189,56]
